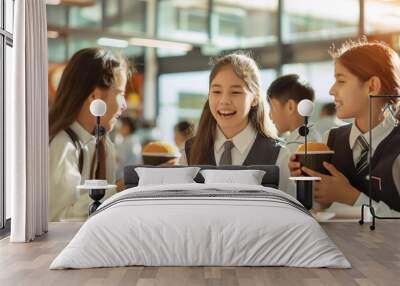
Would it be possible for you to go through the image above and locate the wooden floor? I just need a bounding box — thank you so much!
[0,221,399,286]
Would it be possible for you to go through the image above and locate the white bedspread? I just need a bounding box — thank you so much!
[50,183,351,269]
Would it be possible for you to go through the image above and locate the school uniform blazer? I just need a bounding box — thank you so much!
[185,133,281,166]
[182,125,293,195]
[327,120,400,213]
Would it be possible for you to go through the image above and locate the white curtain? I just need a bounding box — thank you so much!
[7,0,48,242]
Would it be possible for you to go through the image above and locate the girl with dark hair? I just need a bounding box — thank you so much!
[181,52,292,193]
[49,47,130,221]
[290,39,400,215]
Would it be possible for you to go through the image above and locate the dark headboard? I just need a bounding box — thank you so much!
[124,165,280,189]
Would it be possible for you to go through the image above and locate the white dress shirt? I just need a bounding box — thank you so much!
[179,123,294,196]
[213,124,257,165]
[283,126,322,154]
[322,116,400,216]
[49,122,116,221]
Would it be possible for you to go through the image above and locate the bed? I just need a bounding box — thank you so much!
[50,165,350,269]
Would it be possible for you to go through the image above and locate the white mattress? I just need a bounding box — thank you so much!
[50,183,350,269]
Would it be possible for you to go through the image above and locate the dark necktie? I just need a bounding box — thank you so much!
[219,141,234,165]
[356,135,369,175]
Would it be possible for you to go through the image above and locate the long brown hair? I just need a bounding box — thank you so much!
[49,47,129,141]
[329,38,400,119]
[188,52,273,165]
[49,48,130,178]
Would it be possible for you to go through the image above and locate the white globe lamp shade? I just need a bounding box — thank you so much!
[297,99,314,117]
[90,99,107,117]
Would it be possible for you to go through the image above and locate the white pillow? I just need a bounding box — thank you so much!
[200,169,266,185]
[135,167,201,186]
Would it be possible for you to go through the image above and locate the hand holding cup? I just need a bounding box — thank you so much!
[294,142,334,175]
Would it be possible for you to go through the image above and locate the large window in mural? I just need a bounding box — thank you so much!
[1,0,14,231]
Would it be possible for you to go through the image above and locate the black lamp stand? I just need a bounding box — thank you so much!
[88,116,106,215]
[359,95,400,230]
[294,116,316,210]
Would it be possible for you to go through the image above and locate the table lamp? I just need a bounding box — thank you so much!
[289,99,320,210]
[82,99,113,215]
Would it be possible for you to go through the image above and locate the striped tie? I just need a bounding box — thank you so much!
[219,141,234,165]
[355,135,369,175]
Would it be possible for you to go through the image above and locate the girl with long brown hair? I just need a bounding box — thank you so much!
[49,47,130,221]
[182,52,292,193]
[289,39,400,215]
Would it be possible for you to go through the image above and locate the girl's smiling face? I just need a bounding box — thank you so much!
[208,65,257,138]
[329,61,370,120]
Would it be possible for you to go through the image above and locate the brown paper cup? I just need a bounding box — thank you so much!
[295,151,334,175]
